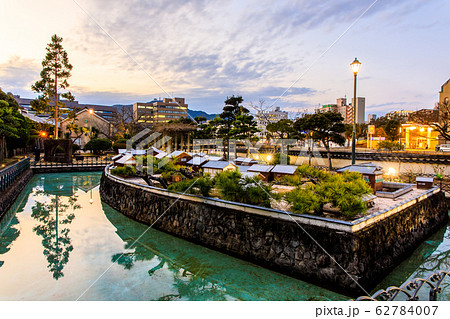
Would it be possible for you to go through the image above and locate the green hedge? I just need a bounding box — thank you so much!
[111,165,136,177]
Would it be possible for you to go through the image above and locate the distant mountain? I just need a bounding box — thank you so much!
[188,109,218,121]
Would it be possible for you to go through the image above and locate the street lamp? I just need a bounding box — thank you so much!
[350,58,361,165]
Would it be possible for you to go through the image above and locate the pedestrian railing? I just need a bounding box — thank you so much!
[0,158,30,192]
[32,156,111,168]
[353,270,450,301]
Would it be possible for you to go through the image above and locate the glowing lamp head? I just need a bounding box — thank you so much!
[266,155,272,162]
[40,131,47,138]
[387,167,396,176]
[350,58,361,75]
[89,109,94,115]
[89,198,94,204]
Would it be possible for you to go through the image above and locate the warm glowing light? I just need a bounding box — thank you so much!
[350,58,361,75]
[1,164,5,168]
[88,109,94,115]
[266,155,272,162]
[387,167,396,176]
[410,127,416,130]
[40,131,47,137]
[89,198,94,204]
[420,127,425,132]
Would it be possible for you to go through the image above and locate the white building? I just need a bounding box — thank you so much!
[256,107,289,136]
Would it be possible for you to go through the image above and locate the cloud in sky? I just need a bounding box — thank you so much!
[1,0,449,117]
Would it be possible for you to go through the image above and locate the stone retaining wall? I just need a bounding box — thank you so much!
[100,169,448,296]
[0,169,33,219]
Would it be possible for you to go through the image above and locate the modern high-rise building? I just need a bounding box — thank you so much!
[351,97,365,124]
[317,97,365,124]
[133,97,189,125]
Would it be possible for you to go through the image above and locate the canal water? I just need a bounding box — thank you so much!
[0,172,448,301]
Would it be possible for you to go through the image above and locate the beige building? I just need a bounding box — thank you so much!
[60,108,113,148]
[133,97,189,125]
[439,79,450,105]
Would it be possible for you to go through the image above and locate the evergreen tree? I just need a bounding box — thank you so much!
[210,95,259,159]
[294,111,345,170]
[31,34,74,139]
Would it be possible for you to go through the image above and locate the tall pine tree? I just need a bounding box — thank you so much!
[31,34,74,139]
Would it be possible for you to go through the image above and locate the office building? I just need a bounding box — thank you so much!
[133,97,189,125]
[317,97,365,124]
[256,106,289,135]
[12,94,117,121]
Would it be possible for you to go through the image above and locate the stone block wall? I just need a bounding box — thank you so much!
[100,171,448,296]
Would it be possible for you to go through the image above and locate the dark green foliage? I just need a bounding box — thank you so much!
[111,165,136,177]
[214,170,273,207]
[285,168,373,219]
[266,119,295,139]
[31,34,74,139]
[0,89,31,152]
[383,119,402,141]
[377,140,404,151]
[168,177,213,197]
[84,138,112,154]
[112,138,127,152]
[294,111,345,169]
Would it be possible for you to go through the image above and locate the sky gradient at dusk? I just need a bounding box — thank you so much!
[1,0,449,117]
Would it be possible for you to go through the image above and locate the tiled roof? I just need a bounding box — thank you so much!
[247,164,274,173]
[202,161,235,169]
[271,165,297,174]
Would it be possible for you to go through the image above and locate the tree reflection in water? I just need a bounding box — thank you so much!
[0,216,20,268]
[31,187,80,280]
[0,187,30,268]
[108,211,229,300]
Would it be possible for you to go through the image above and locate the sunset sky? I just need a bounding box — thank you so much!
[1,0,449,116]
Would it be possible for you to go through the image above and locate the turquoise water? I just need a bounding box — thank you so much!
[0,172,448,301]
[0,172,346,301]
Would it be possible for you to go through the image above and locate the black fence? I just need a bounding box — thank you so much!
[0,158,30,192]
[353,270,450,301]
[31,156,111,168]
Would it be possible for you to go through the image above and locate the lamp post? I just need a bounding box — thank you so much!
[350,58,361,165]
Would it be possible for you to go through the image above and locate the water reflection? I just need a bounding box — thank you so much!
[30,173,100,280]
[1,172,448,301]
[102,203,342,301]
[0,187,30,268]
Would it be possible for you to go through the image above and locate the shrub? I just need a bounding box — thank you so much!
[377,140,404,152]
[113,139,127,152]
[168,177,213,196]
[111,165,136,177]
[286,170,373,219]
[84,138,112,154]
[214,170,273,207]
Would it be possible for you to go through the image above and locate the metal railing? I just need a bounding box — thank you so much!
[31,156,111,168]
[353,270,450,301]
[0,158,30,192]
